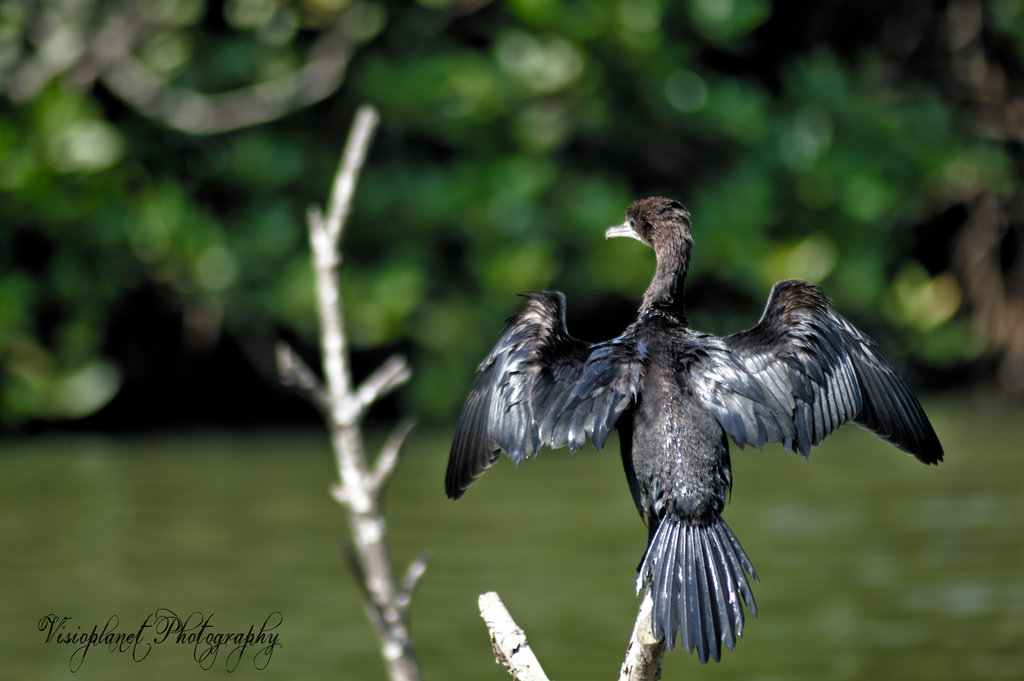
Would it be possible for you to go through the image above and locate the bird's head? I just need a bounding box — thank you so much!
[605,196,692,251]
[606,197,694,313]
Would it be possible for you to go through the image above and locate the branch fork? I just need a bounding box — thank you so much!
[477,590,666,681]
[277,104,424,681]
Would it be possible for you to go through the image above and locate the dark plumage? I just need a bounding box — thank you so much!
[445,196,943,663]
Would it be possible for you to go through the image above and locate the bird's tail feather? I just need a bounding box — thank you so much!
[637,515,758,663]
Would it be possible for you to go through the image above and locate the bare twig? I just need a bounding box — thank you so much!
[370,418,417,496]
[477,592,551,681]
[477,588,665,681]
[618,591,666,681]
[308,105,381,425]
[322,106,381,245]
[330,482,348,506]
[6,3,365,134]
[280,105,424,681]
[275,342,330,415]
[397,552,431,611]
[102,28,353,135]
[343,542,384,622]
[356,355,412,418]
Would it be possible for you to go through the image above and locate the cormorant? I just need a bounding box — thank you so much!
[445,196,943,663]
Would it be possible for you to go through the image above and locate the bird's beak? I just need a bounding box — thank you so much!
[605,220,647,244]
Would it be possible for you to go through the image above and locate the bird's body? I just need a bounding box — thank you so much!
[628,317,734,527]
[446,197,943,663]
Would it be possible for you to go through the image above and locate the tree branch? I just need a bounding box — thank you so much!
[477,592,551,681]
[477,588,666,681]
[308,104,379,422]
[370,418,417,496]
[7,3,367,134]
[618,590,666,681]
[322,105,380,245]
[102,28,354,135]
[397,552,431,612]
[275,342,329,415]
[355,355,412,419]
[279,105,424,681]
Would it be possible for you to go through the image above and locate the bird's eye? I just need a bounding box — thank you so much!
[629,218,636,228]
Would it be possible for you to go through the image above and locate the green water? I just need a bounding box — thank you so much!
[2,395,1022,680]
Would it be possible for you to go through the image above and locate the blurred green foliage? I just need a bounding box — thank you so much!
[1,0,1022,428]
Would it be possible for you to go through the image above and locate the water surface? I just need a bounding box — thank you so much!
[1,395,1021,680]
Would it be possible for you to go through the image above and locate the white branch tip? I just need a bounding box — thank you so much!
[478,592,551,681]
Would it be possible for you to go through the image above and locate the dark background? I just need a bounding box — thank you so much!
[3,0,1023,433]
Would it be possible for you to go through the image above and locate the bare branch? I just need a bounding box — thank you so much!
[290,106,421,681]
[310,104,379,411]
[356,354,412,416]
[330,483,349,506]
[275,342,330,414]
[370,418,417,496]
[343,542,388,630]
[397,552,431,611]
[323,105,381,245]
[342,538,418,681]
[477,592,551,681]
[8,3,364,134]
[618,590,666,681]
[100,27,354,135]
[475,588,665,681]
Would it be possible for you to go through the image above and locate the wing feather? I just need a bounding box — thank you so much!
[687,333,798,452]
[445,291,646,499]
[715,279,943,463]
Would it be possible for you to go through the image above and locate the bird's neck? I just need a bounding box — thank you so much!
[640,242,690,319]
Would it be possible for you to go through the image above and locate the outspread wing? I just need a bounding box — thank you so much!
[445,291,646,499]
[700,280,943,462]
[686,333,800,452]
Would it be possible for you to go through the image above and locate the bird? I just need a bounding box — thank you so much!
[445,196,943,663]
